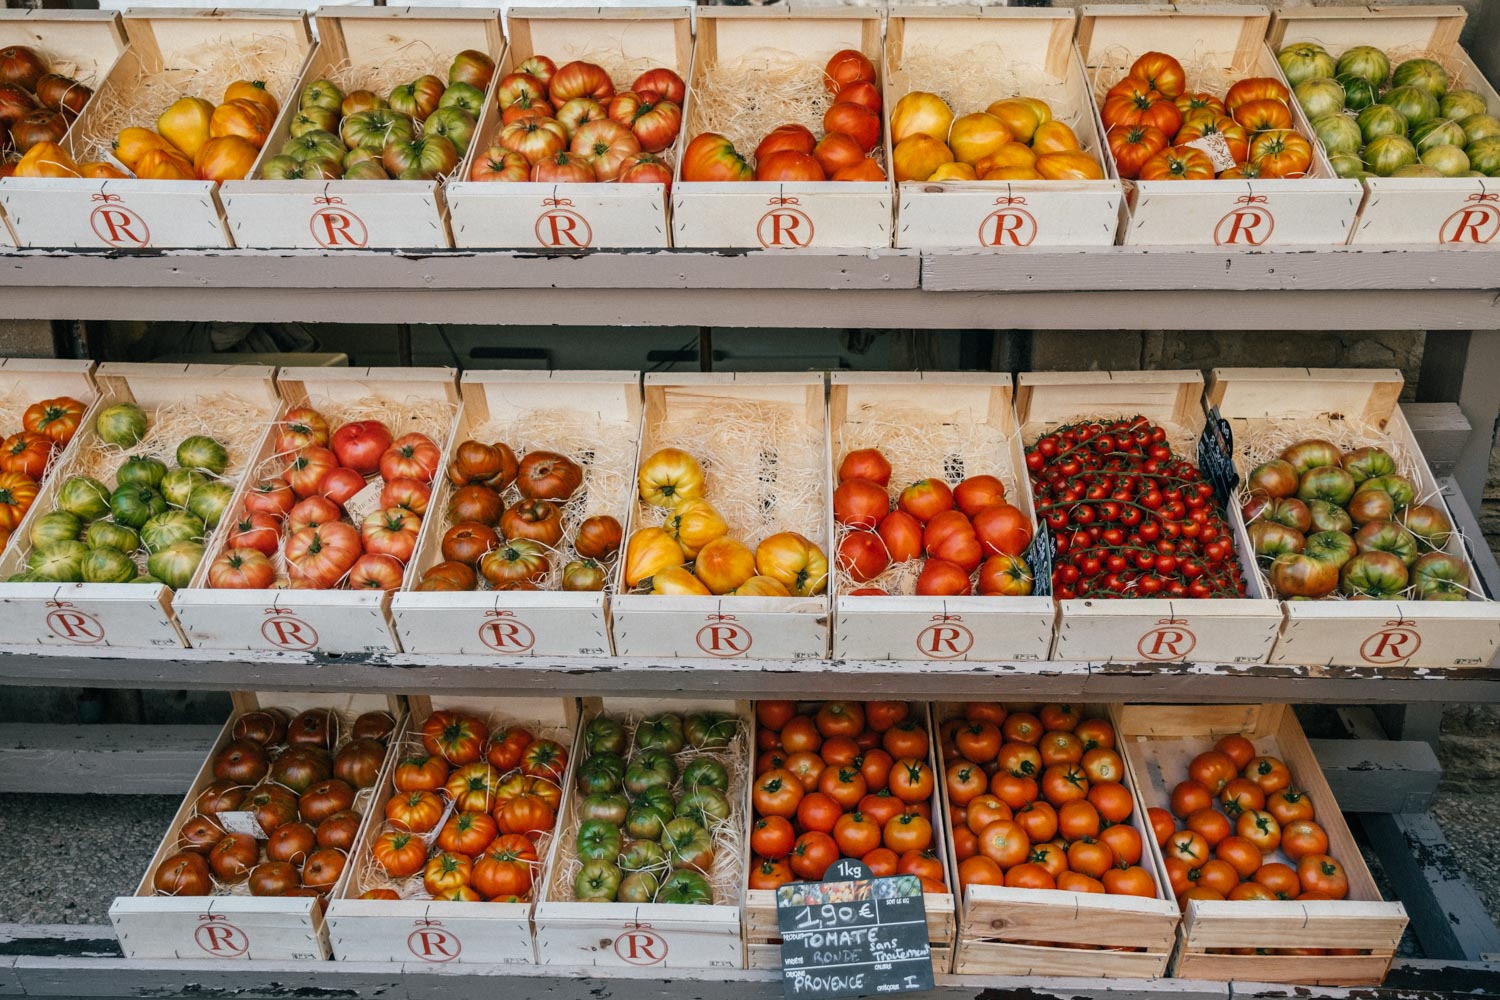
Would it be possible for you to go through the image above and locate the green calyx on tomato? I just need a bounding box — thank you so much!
[624,748,678,796]
[575,860,622,902]
[619,839,667,871]
[575,753,624,795]
[685,711,737,750]
[660,818,714,871]
[586,717,627,756]
[625,803,673,840]
[576,819,624,863]
[635,713,685,754]
[656,868,713,905]
[683,758,729,794]
[678,788,731,828]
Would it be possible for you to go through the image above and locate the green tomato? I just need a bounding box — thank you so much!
[1391,57,1449,98]
[1420,144,1470,177]
[1306,530,1357,569]
[1442,89,1488,121]
[141,510,205,554]
[300,78,344,113]
[578,793,629,826]
[176,436,228,475]
[1391,164,1443,177]
[684,711,737,750]
[574,860,621,902]
[424,107,476,156]
[586,716,627,756]
[1365,134,1418,176]
[283,130,345,164]
[1412,551,1469,600]
[1312,113,1363,157]
[1357,104,1408,144]
[576,753,625,796]
[1294,78,1345,121]
[1328,152,1369,178]
[57,475,110,521]
[619,839,667,872]
[159,467,208,508]
[1340,550,1409,598]
[28,540,86,582]
[1343,447,1397,484]
[1468,135,1500,175]
[1336,45,1391,87]
[116,455,167,490]
[1361,474,1416,509]
[625,803,673,841]
[1413,118,1467,152]
[1309,499,1354,534]
[635,713,684,754]
[81,546,137,583]
[130,574,163,585]
[186,480,234,528]
[656,868,713,905]
[84,519,139,553]
[29,510,82,548]
[624,748,678,796]
[340,109,415,153]
[110,483,168,529]
[617,870,660,904]
[1462,114,1500,145]
[5,571,35,582]
[439,82,485,115]
[636,785,676,818]
[1277,43,1336,88]
[682,758,730,794]
[576,819,624,863]
[95,403,147,447]
[1336,73,1378,111]
[146,540,204,590]
[1381,85,1439,129]
[660,818,714,871]
[677,788,731,828]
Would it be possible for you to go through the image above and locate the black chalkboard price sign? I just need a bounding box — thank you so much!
[775,860,933,1000]
[1197,405,1240,508]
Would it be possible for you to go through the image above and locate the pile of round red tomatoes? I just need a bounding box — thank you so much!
[945,703,1157,900]
[750,700,948,893]
[1025,416,1248,601]
[1151,734,1351,915]
[364,711,568,902]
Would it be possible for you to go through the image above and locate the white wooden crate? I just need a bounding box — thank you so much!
[173,366,460,655]
[671,8,891,250]
[110,691,406,961]
[327,694,580,964]
[218,7,504,250]
[829,373,1055,661]
[1269,5,1500,247]
[533,696,749,969]
[391,371,640,657]
[1208,367,1500,667]
[887,7,1124,249]
[1016,370,1284,664]
[0,359,101,562]
[1113,703,1408,986]
[0,362,280,649]
[1077,5,1362,247]
[610,374,831,660]
[447,8,691,250]
[0,10,313,250]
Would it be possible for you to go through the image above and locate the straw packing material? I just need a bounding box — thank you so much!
[1091,42,1240,104]
[901,43,1078,136]
[690,47,836,156]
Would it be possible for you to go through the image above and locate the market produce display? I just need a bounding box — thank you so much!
[0,44,94,176]
[151,706,397,898]
[261,51,494,182]
[358,709,566,902]
[833,445,1034,597]
[1024,417,1248,600]
[10,400,239,588]
[209,406,442,592]
[1102,51,1314,180]
[468,57,682,185]
[624,446,826,597]
[552,708,744,905]
[0,394,84,550]
[1152,732,1350,909]
[93,79,283,182]
[1243,438,1465,601]
[942,703,1158,899]
[1277,41,1498,178]
[749,700,949,892]
[683,49,887,182]
[890,91,1103,182]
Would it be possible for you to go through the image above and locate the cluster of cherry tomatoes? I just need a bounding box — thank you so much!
[1151,733,1351,915]
[750,700,949,893]
[363,710,568,902]
[945,703,1157,899]
[1025,416,1248,601]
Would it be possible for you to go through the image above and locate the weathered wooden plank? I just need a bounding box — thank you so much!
[0,925,119,960]
[0,957,20,997]
[0,724,219,795]
[1405,403,1471,476]
[1361,812,1500,962]
[1307,738,1442,814]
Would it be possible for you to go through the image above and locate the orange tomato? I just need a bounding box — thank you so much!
[1028,842,1068,878]
[992,772,1038,810]
[1254,862,1300,898]
[865,702,909,733]
[1057,799,1101,841]
[757,701,796,731]
[1002,713,1043,745]
[1038,731,1083,767]
[1148,807,1176,847]
[1215,836,1262,879]
[1041,763,1089,806]
[1099,823,1143,865]
[1232,98,1294,134]
[998,742,1041,778]
[1031,120,1080,154]
[954,721,1001,762]
[781,716,822,754]
[1244,756,1292,795]
[889,757,934,803]
[948,111,1011,165]
[1068,838,1115,878]
[1171,779,1213,818]
[1221,778,1266,817]
[1236,809,1283,853]
[965,703,1008,726]
[1266,787,1315,826]
[1013,800,1058,843]
[862,846,899,877]
[796,792,842,834]
[1281,819,1329,861]
[1075,719,1116,750]
[1214,734,1256,770]
[1088,781,1134,823]
[892,132,953,182]
[1195,859,1240,896]
[1225,77,1291,113]
[1139,145,1215,181]
[1166,829,1210,867]
[1060,871,1106,894]
[947,761,988,806]
[785,751,826,792]
[1005,862,1056,890]
[959,855,1003,890]
[952,824,979,862]
[1186,807,1232,848]
[883,812,932,853]
[966,794,1012,834]
[1248,129,1312,178]
[883,720,930,759]
[978,819,1030,868]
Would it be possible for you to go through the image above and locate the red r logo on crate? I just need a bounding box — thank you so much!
[309,197,368,249]
[194,914,248,957]
[261,608,318,650]
[535,198,593,248]
[613,924,667,965]
[1439,193,1500,245]
[1137,619,1196,661]
[478,609,535,652]
[757,198,813,248]
[43,600,105,645]
[916,614,973,659]
[1213,195,1275,246]
[408,920,461,962]
[88,193,149,248]
[696,614,752,656]
[978,196,1037,248]
[1360,620,1422,664]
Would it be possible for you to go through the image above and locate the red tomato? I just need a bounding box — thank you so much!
[837,531,890,583]
[972,503,1033,556]
[755,123,816,161]
[751,817,796,859]
[789,832,839,880]
[824,49,875,95]
[755,149,826,182]
[796,792,842,833]
[898,479,954,523]
[834,478,890,529]
[681,132,751,182]
[839,449,891,486]
[877,510,924,562]
[330,420,393,476]
[916,558,971,596]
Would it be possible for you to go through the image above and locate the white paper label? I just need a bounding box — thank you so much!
[1185,134,1237,171]
[343,477,386,523]
[217,810,268,839]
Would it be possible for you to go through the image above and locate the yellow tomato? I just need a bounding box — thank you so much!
[948,112,1011,165]
[694,537,757,595]
[624,527,685,588]
[665,498,728,558]
[891,91,953,145]
[731,575,792,597]
[638,447,705,509]
[156,96,215,160]
[982,165,1044,180]
[112,127,174,171]
[928,161,978,181]
[893,133,953,182]
[987,97,1051,144]
[1036,150,1105,181]
[135,148,196,180]
[1031,120,1080,154]
[755,532,828,597]
[974,141,1038,175]
[13,141,79,178]
[652,565,710,596]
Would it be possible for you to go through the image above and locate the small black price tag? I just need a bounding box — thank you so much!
[776,860,933,999]
[1024,519,1054,598]
[1197,406,1240,508]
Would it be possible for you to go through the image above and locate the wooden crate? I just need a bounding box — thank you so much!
[1112,703,1409,985]
[0,362,281,649]
[887,7,1124,249]
[391,371,640,657]
[447,8,691,250]
[326,694,580,964]
[1208,368,1500,667]
[1269,5,1500,247]
[1016,370,1284,664]
[743,702,958,972]
[935,702,1179,978]
[533,696,750,969]
[174,366,461,655]
[1077,5,1363,247]
[610,374,831,660]
[671,9,890,250]
[109,690,406,961]
[829,373,1055,662]
[0,359,101,562]
[218,7,504,250]
[0,10,313,249]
